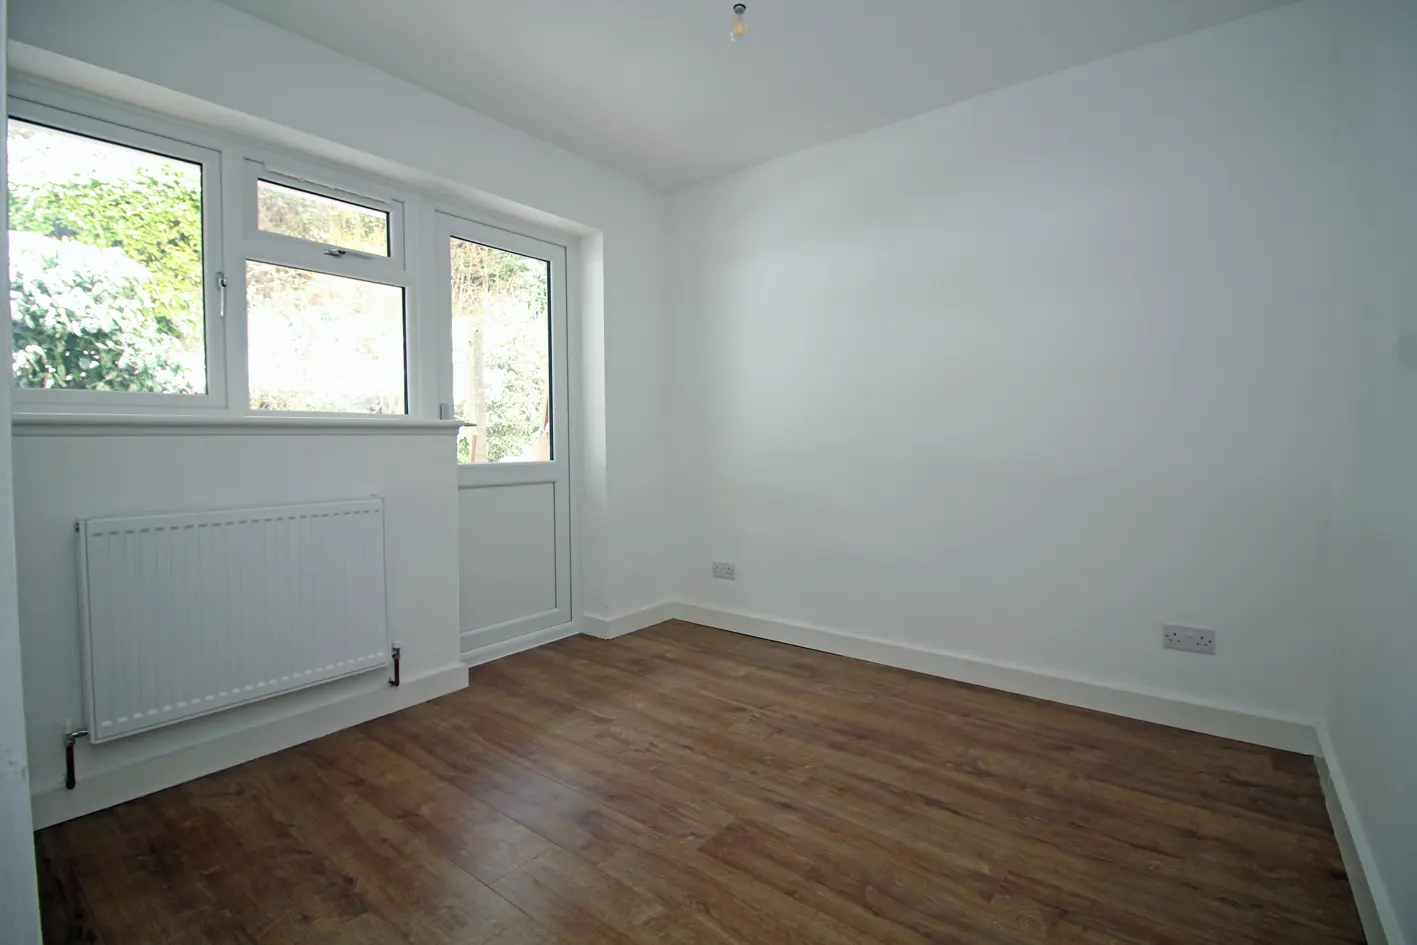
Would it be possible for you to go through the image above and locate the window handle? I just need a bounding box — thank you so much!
[323,247,375,260]
[217,272,228,318]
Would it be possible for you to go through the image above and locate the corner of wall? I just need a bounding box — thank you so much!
[576,230,610,621]
[1316,726,1409,945]
[0,0,46,933]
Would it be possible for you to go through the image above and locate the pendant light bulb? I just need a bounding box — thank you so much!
[731,3,747,42]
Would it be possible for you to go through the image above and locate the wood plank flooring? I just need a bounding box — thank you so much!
[36,621,1365,944]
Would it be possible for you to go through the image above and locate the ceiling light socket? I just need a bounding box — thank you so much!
[731,3,747,42]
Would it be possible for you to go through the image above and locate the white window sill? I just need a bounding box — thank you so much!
[11,413,464,437]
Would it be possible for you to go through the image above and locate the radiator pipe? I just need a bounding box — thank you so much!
[63,727,89,790]
[390,646,401,688]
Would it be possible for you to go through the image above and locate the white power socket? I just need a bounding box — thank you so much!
[711,561,736,581]
[1164,624,1216,655]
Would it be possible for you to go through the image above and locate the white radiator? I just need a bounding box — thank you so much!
[77,499,391,744]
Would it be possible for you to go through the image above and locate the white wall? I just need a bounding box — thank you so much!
[7,0,674,625]
[12,430,461,812]
[0,0,44,936]
[1327,0,1417,939]
[670,0,1349,723]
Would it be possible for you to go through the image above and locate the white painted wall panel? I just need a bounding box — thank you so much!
[14,432,459,798]
[459,484,559,636]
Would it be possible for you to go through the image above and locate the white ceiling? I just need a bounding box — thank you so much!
[214,0,1296,191]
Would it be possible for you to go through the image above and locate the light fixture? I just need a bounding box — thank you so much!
[731,3,747,42]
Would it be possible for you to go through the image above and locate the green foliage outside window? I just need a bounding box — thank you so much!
[9,231,193,392]
[8,151,206,393]
[451,240,551,463]
[8,120,551,454]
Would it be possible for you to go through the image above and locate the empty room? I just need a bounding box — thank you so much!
[0,0,1413,942]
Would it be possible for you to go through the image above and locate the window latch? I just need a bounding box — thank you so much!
[323,247,375,261]
[217,272,228,318]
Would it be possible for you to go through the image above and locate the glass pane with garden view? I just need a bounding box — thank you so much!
[257,180,388,256]
[246,262,406,414]
[7,119,207,394]
[450,237,552,463]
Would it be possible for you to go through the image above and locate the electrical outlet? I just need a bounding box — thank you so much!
[1163,624,1216,655]
[711,561,736,581]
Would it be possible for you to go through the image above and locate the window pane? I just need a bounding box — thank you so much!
[7,119,207,393]
[450,238,551,463]
[257,180,389,256]
[246,262,406,414]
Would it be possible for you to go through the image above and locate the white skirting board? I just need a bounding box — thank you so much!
[582,604,680,640]
[463,622,581,667]
[1316,728,1406,945]
[31,663,467,829]
[671,603,1318,754]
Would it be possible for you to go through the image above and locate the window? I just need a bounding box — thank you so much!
[450,237,552,463]
[244,161,411,415]
[246,263,406,413]
[7,83,570,433]
[256,180,389,256]
[7,114,218,399]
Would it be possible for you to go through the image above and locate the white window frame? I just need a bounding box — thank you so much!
[7,79,438,423]
[436,213,568,474]
[244,159,407,277]
[237,157,419,419]
[7,96,228,413]
[434,209,574,646]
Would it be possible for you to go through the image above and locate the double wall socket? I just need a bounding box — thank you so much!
[1164,625,1216,655]
[711,561,736,581]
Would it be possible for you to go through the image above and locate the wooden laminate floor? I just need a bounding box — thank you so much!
[37,621,1364,944]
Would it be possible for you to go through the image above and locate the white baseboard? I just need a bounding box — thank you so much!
[463,622,580,667]
[30,601,1396,944]
[596,605,1396,940]
[670,603,1318,754]
[581,602,1317,754]
[581,603,679,640]
[31,663,468,829]
[1316,727,1406,945]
